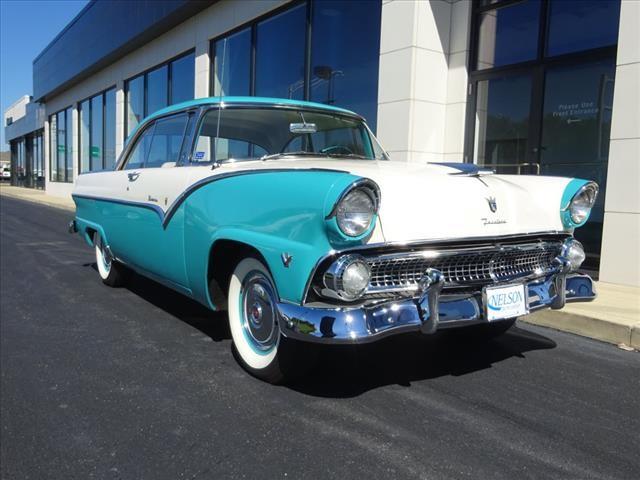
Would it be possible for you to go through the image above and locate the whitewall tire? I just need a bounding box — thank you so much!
[94,234,129,287]
[228,257,312,383]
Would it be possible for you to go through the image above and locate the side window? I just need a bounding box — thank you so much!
[123,124,154,170]
[145,114,189,168]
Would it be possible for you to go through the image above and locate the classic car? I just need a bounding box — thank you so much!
[70,97,598,383]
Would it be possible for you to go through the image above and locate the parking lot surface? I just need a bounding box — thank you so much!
[1,196,639,479]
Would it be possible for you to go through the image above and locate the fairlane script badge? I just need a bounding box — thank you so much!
[485,284,528,321]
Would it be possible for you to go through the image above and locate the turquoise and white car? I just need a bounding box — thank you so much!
[70,97,598,383]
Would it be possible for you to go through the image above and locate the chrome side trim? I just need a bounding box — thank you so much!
[72,194,166,221]
[74,168,350,229]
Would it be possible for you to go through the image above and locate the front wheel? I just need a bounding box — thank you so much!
[227,257,311,383]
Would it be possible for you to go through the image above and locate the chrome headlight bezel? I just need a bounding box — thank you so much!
[569,182,599,225]
[327,179,381,238]
[322,254,371,301]
[562,182,599,227]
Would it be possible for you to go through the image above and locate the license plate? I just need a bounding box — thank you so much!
[484,283,528,321]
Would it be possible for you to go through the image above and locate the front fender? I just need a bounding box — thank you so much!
[182,169,361,307]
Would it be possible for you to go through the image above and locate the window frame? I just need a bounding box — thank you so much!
[118,109,197,170]
[48,106,73,183]
[123,49,196,141]
[77,85,116,174]
[463,0,620,165]
[191,104,379,165]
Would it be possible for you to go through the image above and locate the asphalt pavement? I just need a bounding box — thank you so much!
[1,195,639,480]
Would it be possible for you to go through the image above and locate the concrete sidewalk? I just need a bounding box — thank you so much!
[1,184,638,350]
[0,184,74,211]
[523,282,640,350]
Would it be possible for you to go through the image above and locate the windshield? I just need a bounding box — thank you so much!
[192,107,388,164]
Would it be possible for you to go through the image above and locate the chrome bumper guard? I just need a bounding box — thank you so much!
[277,272,596,344]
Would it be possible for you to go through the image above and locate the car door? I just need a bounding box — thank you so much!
[121,112,195,289]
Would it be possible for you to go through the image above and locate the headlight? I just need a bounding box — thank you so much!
[561,238,586,271]
[323,254,371,301]
[336,188,376,237]
[569,182,598,224]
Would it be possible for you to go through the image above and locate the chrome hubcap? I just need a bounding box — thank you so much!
[241,273,278,352]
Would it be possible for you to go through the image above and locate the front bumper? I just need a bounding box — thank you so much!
[277,273,596,344]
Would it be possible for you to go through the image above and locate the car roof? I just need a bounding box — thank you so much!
[144,96,361,123]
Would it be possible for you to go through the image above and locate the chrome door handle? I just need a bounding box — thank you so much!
[127,172,140,182]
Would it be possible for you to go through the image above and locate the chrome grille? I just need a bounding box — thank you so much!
[366,242,562,293]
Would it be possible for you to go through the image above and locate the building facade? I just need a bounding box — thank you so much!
[4,0,639,286]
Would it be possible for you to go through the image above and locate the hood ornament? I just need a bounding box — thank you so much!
[486,197,497,213]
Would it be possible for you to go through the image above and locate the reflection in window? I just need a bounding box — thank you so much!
[147,65,168,116]
[194,107,382,164]
[124,125,154,170]
[91,95,103,171]
[546,0,621,57]
[79,99,91,173]
[49,114,56,181]
[310,0,381,132]
[540,60,615,266]
[213,28,251,96]
[255,4,306,99]
[79,88,117,173]
[476,0,540,70]
[473,74,532,170]
[170,53,195,104]
[126,75,144,137]
[50,108,72,182]
[125,52,194,138]
[145,115,189,168]
[104,89,116,169]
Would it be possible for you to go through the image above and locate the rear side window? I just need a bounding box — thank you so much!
[123,113,189,169]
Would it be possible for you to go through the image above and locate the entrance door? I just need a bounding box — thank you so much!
[537,59,615,267]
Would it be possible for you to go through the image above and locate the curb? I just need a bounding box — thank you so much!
[523,310,639,350]
[0,189,74,212]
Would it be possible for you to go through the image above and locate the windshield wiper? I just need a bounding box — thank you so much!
[324,153,369,160]
[260,151,323,161]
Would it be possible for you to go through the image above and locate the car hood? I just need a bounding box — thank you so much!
[214,159,573,243]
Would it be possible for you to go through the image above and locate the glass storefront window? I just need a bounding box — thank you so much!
[539,59,615,263]
[255,4,306,99]
[80,88,116,173]
[546,0,621,57]
[310,0,381,132]
[49,109,72,183]
[90,96,103,171]
[476,0,541,70]
[57,110,66,182]
[80,99,91,173]
[49,114,57,182]
[213,28,251,96]
[147,65,168,116]
[170,52,195,104]
[473,74,532,170]
[126,75,144,137]
[125,52,194,139]
[104,89,116,169]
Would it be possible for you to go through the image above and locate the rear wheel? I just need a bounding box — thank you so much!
[94,234,130,287]
[227,257,311,383]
